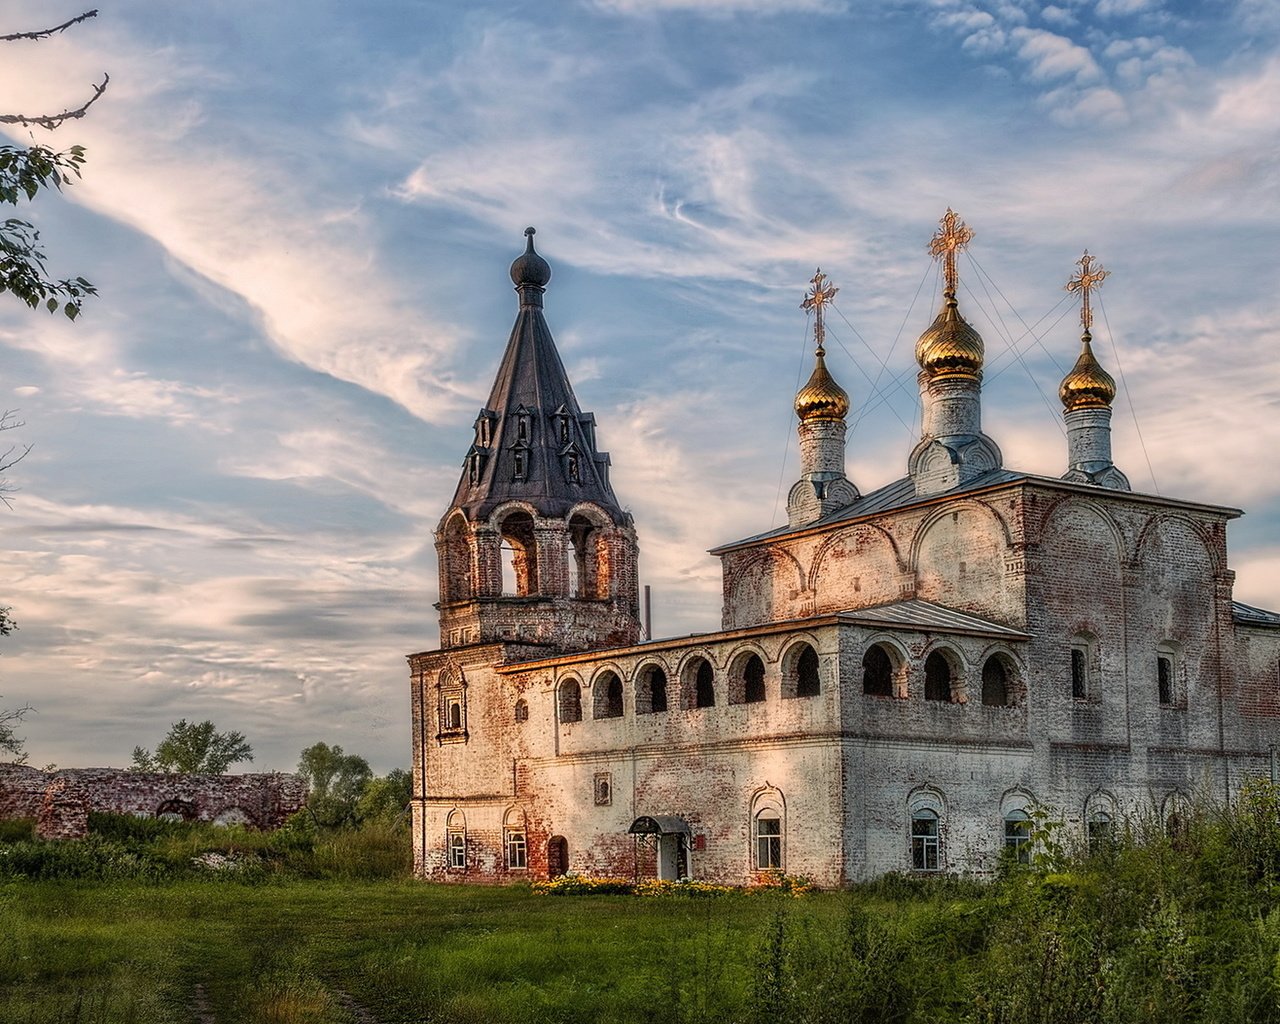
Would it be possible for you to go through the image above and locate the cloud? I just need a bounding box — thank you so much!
[1010,27,1104,83]
[590,0,847,13]
[0,23,470,426]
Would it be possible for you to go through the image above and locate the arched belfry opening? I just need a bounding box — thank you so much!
[498,509,538,597]
[433,229,641,652]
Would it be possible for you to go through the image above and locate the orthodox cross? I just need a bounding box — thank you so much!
[1065,250,1109,331]
[928,208,974,295]
[801,268,838,356]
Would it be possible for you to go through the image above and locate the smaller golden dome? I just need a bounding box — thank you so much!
[915,291,984,378]
[794,351,849,422]
[1059,331,1116,412]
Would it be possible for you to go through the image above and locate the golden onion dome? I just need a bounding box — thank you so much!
[794,351,849,422]
[1059,331,1116,412]
[915,291,985,378]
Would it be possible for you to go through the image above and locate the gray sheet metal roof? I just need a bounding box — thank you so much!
[713,469,1029,550]
[1233,601,1280,628]
[837,599,1029,639]
[712,467,1243,553]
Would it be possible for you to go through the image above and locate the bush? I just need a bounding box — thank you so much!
[0,817,33,842]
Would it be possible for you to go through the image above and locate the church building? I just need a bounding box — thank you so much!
[408,215,1280,886]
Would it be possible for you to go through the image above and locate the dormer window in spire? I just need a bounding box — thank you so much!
[552,405,572,446]
[474,410,496,449]
[561,441,583,485]
[578,414,596,451]
[513,404,534,446]
[466,447,487,486]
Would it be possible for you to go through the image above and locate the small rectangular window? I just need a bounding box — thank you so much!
[448,832,465,868]
[1157,655,1173,706]
[1071,647,1088,700]
[506,829,527,869]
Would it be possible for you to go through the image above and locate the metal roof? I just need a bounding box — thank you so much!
[628,815,691,836]
[1232,601,1280,628]
[837,599,1029,639]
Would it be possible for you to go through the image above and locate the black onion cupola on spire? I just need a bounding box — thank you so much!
[450,227,627,526]
[435,229,640,653]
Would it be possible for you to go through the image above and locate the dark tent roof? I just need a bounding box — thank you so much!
[628,815,690,836]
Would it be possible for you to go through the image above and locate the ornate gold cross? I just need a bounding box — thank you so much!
[801,268,838,355]
[928,208,974,295]
[1066,250,1109,331]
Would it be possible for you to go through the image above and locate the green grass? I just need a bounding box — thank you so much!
[5,787,1280,1023]
[0,879,822,1023]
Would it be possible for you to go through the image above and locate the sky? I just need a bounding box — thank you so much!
[1,0,1278,773]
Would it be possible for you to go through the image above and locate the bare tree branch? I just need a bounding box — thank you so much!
[0,9,98,43]
[0,410,31,508]
[0,74,109,131]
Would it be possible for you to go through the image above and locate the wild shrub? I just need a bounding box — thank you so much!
[0,817,33,842]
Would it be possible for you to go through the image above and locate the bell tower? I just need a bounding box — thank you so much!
[434,229,641,653]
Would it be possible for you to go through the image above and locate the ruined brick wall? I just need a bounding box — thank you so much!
[0,765,307,839]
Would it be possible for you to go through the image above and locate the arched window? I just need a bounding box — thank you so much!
[1003,809,1031,864]
[1070,634,1095,701]
[498,509,538,596]
[862,645,894,697]
[924,651,952,702]
[594,672,624,719]
[504,808,527,870]
[568,513,605,599]
[685,657,715,709]
[558,679,582,724]
[911,809,940,871]
[514,699,528,723]
[1086,810,1113,854]
[696,661,715,708]
[981,655,1010,707]
[782,642,820,699]
[729,652,766,705]
[743,655,766,703]
[548,835,568,878]
[447,701,462,730]
[796,645,820,698]
[447,809,466,870]
[636,665,668,714]
[441,515,472,603]
[754,811,782,870]
[1156,642,1180,707]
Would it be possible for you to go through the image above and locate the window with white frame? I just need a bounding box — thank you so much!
[446,809,466,870]
[755,812,782,870]
[911,809,941,871]
[1003,809,1031,864]
[506,828,527,869]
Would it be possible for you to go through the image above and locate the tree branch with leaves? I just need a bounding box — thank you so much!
[0,9,105,320]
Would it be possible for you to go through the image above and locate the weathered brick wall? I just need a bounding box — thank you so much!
[411,478,1280,884]
[0,765,308,839]
[721,490,1027,632]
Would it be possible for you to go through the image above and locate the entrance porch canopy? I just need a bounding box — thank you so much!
[628,815,690,836]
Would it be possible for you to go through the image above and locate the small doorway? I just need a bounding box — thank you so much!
[657,834,688,880]
[548,835,569,878]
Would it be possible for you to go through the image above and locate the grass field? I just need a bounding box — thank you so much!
[5,788,1280,1024]
[1,878,841,1024]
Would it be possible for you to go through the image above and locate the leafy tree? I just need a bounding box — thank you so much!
[131,719,253,775]
[297,742,373,827]
[0,606,31,761]
[1,10,106,320]
[356,767,412,823]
